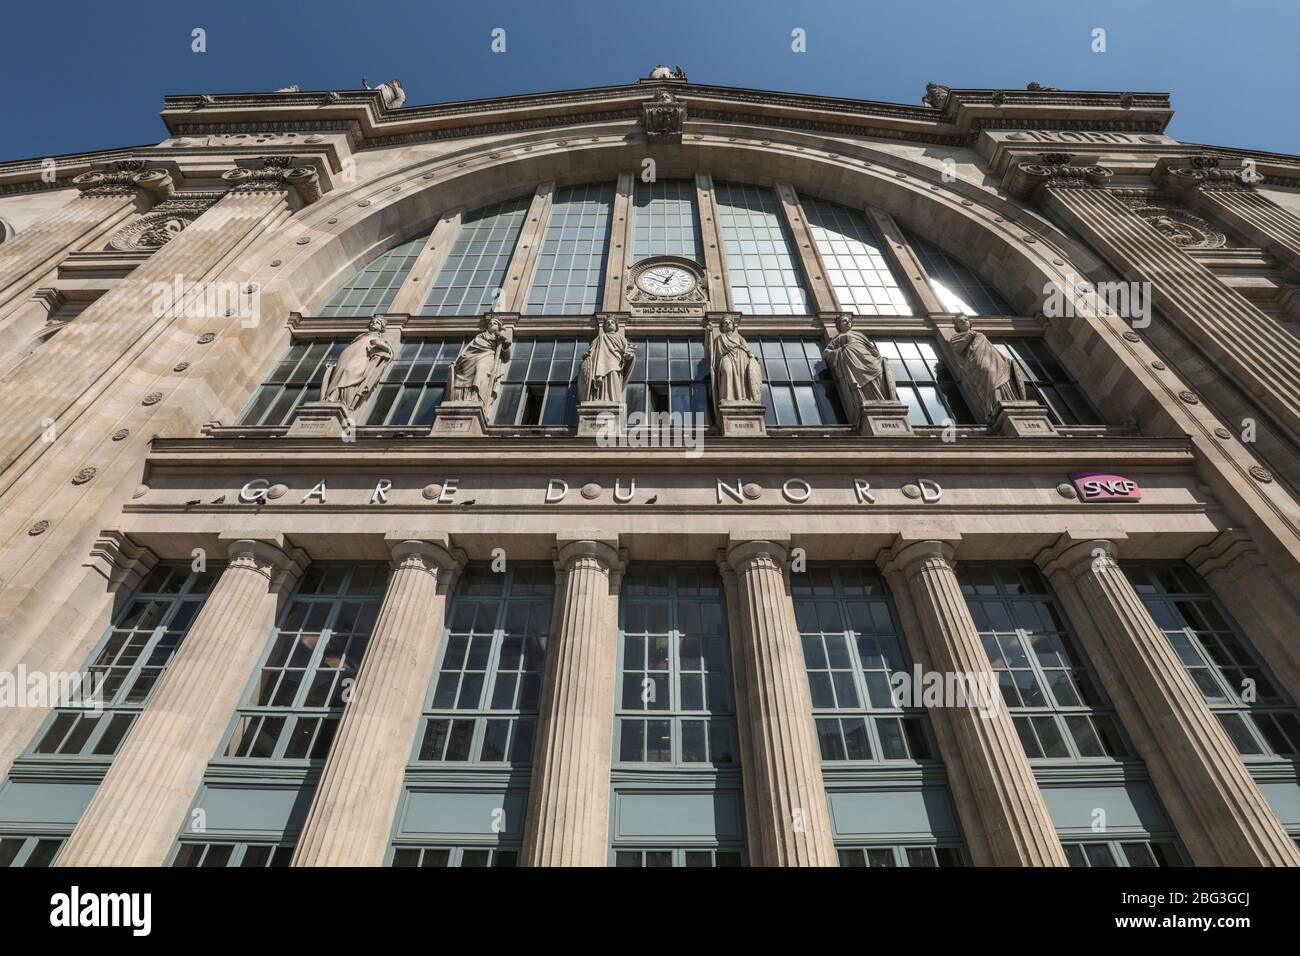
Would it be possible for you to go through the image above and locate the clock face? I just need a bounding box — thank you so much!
[637,264,695,297]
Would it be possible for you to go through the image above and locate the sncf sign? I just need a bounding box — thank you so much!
[1071,472,1142,502]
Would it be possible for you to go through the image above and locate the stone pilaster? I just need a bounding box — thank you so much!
[386,209,462,314]
[695,173,732,312]
[292,536,464,867]
[56,535,306,867]
[497,182,555,313]
[866,208,944,315]
[880,538,1067,866]
[724,537,836,866]
[1187,530,1300,704]
[603,173,635,311]
[522,539,624,866]
[1038,535,1300,866]
[775,183,836,313]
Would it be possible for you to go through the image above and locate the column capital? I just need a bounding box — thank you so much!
[1001,153,1114,201]
[724,535,791,573]
[83,529,158,595]
[1185,529,1260,578]
[1035,531,1127,579]
[218,532,309,591]
[878,536,960,576]
[1153,154,1258,195]
[220,156,322,205]
[556,538,624,572]
[385,535,467,592]
[71,160,173,201]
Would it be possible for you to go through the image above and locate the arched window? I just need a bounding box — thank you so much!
[318,231,430,316]
[714,182,810,315]
[422,195,530,315]
[905,230,1013,316]
[803,199,913,316]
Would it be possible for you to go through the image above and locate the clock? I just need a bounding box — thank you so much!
[636,263,696,297]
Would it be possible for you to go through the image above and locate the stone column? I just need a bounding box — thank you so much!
[522,539,624,866]
[0,166,143,320]
[724,537,836,866]
[292,536,464,867]
[57,534,306,867]
[1039,535,1300,866]
[715,554,765,860]
[880,538,1067,866]
[1187,530,1300,704]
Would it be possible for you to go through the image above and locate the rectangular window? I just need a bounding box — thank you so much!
[416,565,553,765]
[755,338,847,426]
[422,196,530,315]
[30,563,217,759]
[524,183,614,315]
[876,337,976,425]
[1063,840,1183,867]
[318,233,429,317]
[803,199,913,316]
[1125,562,1300,759]
[493,338,583,427]
[793,566,934,763]
[171,841,295,867]
[222,564,387,762]
[960,565,1129,761]
[633,179,702,262]
[0,835,66,868]
[390,846,519,867]
[623,337,711,426]
[994,338,1104,426]
[238,339,348,426]
[613,848,744,867]
[616,567,735,767]
[714,182,810,315]
[364,338,463,428]
[836,845,965,867]
[906,230,1014,316]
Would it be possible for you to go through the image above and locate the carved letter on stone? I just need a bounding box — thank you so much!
[578,316,636,403]
[321,316,395,413]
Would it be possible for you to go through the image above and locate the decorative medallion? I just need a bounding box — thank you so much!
[111,428,129,441]
[71,467,97,485]
[1249,466,1273,483]
[1178,390,1199,404]
[107,208,201,252]
[28,520,49,536]
[1056,483,1078,499]
[1151,361,1166,370]
[132,485,149,499]
[626,256,708,315]
[142,391,163,406]
[742,482,762,500]
[173,362,190,372]
[580,482,602,499]
[1214,426,1231,439]
[421,483,440,500]
[267,483,289,499]
[902,483,922,499]
[1121,198,1227,249]
[198,332,216,344]
[1123,331,1141,342]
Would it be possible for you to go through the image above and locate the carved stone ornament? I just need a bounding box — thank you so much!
[1003,153,1114,200]
[626,256,707,314]
[111,428,129,441]
[28,520,49,536]
[320,316,396,412]
[1121,198,1227,249]
[708,315,764,405]
[647,64,687,80]
[142,391,163,406]
[1249,466,1273,483]
[922,83,950,109]
[107,206,203,251]
[1155,154,1260,193]
[642,89,686,143]
[1056,483,1078,499]
[221,156,322,204]
[449,316,512,408]
[72,159,149,197]
[71,467,97,485]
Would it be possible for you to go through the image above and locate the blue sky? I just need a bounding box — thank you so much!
[2,0,1297,160]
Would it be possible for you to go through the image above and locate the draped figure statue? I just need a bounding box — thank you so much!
[824,315,898,403]
[949,316,1026,417]
[449,316,512,407]
[578,316,636,403]
[708,316,763,404]
[320,316,394,413]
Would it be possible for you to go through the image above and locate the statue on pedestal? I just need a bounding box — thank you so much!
[708,316,763,404]
[321,316,394,412]
[449,316,512,408]
[949,316,1026,417]
[824,315,898,403]
[578,316,636,403]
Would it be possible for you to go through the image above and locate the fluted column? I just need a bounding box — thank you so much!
[292,537,464,867]
[1040,536,1300,866]
[880,539,1067,866]
[57,535,306,867]
[1188,530,1300,704]
[725,538,836,866]
[522,539,624,866]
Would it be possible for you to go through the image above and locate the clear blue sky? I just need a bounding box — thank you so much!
[2,0,1296,160]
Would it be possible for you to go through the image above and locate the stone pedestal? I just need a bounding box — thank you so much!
[716,400,767,437]
[576,400,623,439]
[522,539,624,866]
[990,399,1058,437]
[856,400,914,437]
[881,538,1068,866]
[429,399,488,436]
[57,535,307,867]
[292,537,463,867]
[286,400,351,438]
[1039,536,1300,866]
[725,538,837,866]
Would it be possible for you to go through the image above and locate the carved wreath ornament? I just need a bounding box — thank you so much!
[107,209,201,251]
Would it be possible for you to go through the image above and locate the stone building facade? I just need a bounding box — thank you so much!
[0,69,1298,867]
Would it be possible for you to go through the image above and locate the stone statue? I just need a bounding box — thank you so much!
[578,316,635,403]
[948,316,1026,417]
[648,64,687,80]
[363,77,405,108]
[708,316,763,404]
[824,315,898,403]
[449,316,512,406]
[274,84,301,93]
[321,316,394,412]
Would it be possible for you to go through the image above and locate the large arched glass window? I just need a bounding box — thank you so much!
[318,232,430,317]
[422,195,530,315]
[633,178,702,262]
[523,183,614,315]
[803,199,912,316]
[905,230,1013,316]
[714,182,809,315]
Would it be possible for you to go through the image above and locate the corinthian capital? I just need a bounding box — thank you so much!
[221,156,322,204]
[72,159,174,201]
[1002,152,1114,200]
[1154,154,1259,194]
